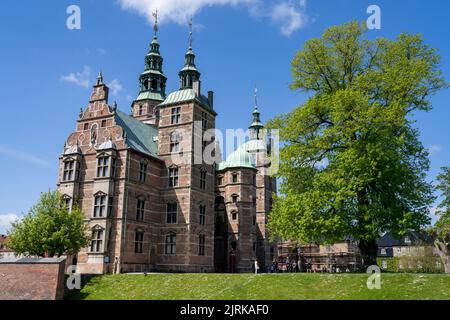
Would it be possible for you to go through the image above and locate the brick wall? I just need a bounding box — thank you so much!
[0,258,66,300]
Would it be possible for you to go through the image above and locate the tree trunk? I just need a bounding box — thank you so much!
[358,238,378,270]
[434,241,450,274]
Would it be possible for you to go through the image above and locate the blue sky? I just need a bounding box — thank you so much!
[0,0,449,233]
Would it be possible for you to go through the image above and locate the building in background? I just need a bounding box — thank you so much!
[0,235,16,260]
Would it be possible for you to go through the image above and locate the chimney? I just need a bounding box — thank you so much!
[193,80,201,96]
[208,91,214,109]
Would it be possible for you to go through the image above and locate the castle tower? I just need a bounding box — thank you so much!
[156,18,217,272]
[132,11,167,125]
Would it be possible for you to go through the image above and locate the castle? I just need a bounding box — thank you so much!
[57,21,277,274]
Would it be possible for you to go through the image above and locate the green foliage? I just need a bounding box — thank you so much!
[267,22,447,253]
[7,190,90,257]
[377,256,443,273]
[435,167,450,239]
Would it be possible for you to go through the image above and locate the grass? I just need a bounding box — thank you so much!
[67,273,450,300]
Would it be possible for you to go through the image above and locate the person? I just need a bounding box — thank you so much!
[292,261,297,273]
[254,259,260,274]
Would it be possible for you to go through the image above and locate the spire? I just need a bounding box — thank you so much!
[96,71,103,85]
[136,9,167,101]
[179,17,201,90]
[249,86,264,140]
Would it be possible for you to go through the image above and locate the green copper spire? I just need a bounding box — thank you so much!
[137,10,167,101]
[179,18,201,89]
[249,87,264,140]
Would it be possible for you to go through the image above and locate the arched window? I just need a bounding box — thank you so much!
[165,232,176,255]
[143,79,149,91]
[136,197,145,221]
[198,234,205,256]
[199,205,206,225]
[151,79,158,91]
[170,132,180,153]
[167,202,177,224]
[93,192,107,218]
[200,168,207,190]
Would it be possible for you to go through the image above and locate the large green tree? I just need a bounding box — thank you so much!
[7,190,90,257]
[267,21,447,267]
[433,167,450,273]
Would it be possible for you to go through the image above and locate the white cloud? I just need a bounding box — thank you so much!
[270,0,309,37]
[429,144,442,156]
[0,214,19,234]
[118,0,309,36]
[0,144,51,168]
[60,66,91,88]
[108,79,123,96]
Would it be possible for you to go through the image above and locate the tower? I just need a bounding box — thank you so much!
[132,10,167,125]
[179,18,201,90]
[249,87,264,140]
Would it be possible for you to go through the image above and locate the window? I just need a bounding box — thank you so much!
[138,105,144,116]
[232,194,238,203]
[201,111,207,131]
[94,195,106,217]
[167,202,177,224]
[135,231,144,254]
[63,160,75,181]
[199,205,206,225]
[84,123,89,130]
[139,160,148,183]
[380,248,387,255]
[107,197,114,217]
[168,167,179,187]
[217,176,223,186]
[136,199,145,221]
[231,211,238,220]
[63,196,72,210]
[170,132,180,153]
[198,234,205,256]
[90,229,103,252]
[171,107,181,124]
[200,169,207,190]
[111,158,117,178]
[165,233,176,255]
[253,197,256,208]
[151,79,158,91]
[232,173,238,183]
[97,156,109,178]
[101,120,107,128]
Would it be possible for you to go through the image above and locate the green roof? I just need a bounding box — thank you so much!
[114,110,159,157]
[135,91,165,102]
[217,144,255,171]
[159,89,214,113]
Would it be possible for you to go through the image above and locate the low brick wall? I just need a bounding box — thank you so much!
[0,257,66,300]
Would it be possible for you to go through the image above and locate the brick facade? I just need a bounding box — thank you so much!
[57,32,276,274]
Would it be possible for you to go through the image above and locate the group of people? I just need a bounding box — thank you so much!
[269,256,299,273]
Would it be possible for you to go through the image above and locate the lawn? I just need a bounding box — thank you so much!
[67,273,450,300]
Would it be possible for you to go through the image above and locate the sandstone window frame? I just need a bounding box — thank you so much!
[165,232,176,255]
[171,107,181,124]
[199,204,206,225]
[139,159,148,183]
[200,168,207,190]
[90,226,105,253]
[170,131,180,154]
[168,165,179,187]
[198,234,205,256]
[93,191,107,218]
[166,201,178,224]
[62,157,80,182]
[62,194,72,212]
[136,197,146,221]
[134,229,144,254]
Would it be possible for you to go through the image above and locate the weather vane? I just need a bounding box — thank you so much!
[188,17,193,48]
[254,85,258,107]
[152,9,158,36]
